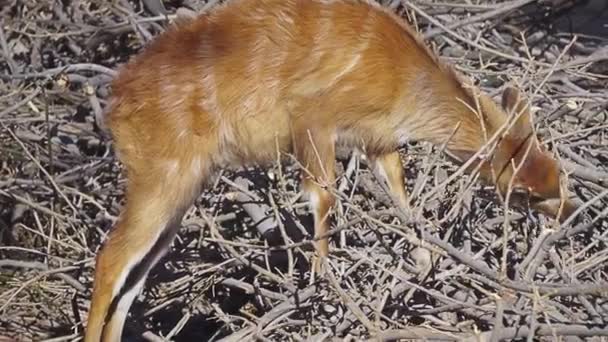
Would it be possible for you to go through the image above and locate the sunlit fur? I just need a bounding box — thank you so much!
[84,0,577,340]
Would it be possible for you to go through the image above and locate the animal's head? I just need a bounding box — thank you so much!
[458,86,578,222]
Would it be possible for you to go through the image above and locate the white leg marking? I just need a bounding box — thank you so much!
[110,222,164,299]
[105,277,147,341]
[308,190,321,225]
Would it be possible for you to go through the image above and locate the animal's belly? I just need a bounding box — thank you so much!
[216,110,294,167]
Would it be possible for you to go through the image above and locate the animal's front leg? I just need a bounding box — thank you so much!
[370,151,409,209]
[294,127,337,261]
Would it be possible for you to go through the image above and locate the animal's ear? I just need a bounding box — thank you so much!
[501,86,534,138]
[501,86,526,113]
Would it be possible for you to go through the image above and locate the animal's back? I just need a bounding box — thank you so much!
[105,0,451,172]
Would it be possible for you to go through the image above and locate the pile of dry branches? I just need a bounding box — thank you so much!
[1,0,607,341]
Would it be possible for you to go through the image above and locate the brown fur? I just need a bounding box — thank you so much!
[85,0,577,340]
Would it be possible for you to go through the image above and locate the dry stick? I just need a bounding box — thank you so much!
[0,189,76,223]
[0,259,85,292]
[0,63,117,80]
[165,312,190,340]
[519,189,608,275]
[541,184,608,233]
[372,323,608,342]
[337,151,362,250]
[521,202,608,281]
[221,176,260,201]
[141,331,165,342]
[440,173,482,222]
[547,123,608,145]
[434,226,513,282]
[84,83,105,132]
[37,333,80,342]
[0,87,42,118]
[501,142,535,280]
[337,150,359,194]
[409,122,462,213]
[43,86,56,264]
[0,246,50,257]
[267,194,296,278]
[324,260,378,334]
[368,328,460,341]
[415,297,493,316]
[547,251,604,324]
[406,221,608,296]
[354,211,544,316]
[525,288,541,342]
[356,249,491,311]
[203,213,296,293]
[126,10,154,43]
[346,255,480,336]
[423,0,535,40]
[368,265,492,329]
[465,270,605,298]
[15,222,87,255]
[269,209,394,252]
[558,145,599,171]
[530,35,578,102]
[215,285,318,342]
[408,144,435,203]
[573,247,608,277]
[476,324,608,341]
[402,0,549,66]
[3,125,79,217]
[568,226,608,275]
[254,312,297,341]
[344,203,445,257]
[414,0,502,11]
[551,45,608,74]
[230,177,278,238]
[374,259,403,323]
[18,14,178,40]
[0,264,86,312]
[61,185,113,216]
[0,25,17,74]
[488,293,505,342]
[563,159,608,187]
[221,278,287,302]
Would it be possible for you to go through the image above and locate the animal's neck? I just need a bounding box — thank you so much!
[397,67,498,158]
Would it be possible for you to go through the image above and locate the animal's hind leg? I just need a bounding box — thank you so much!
[84,160,204,342]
